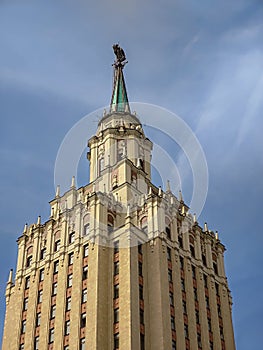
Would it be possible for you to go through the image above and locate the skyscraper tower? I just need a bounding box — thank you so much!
[2,45,236,350]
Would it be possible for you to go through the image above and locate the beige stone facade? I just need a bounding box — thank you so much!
[2,55,236,350]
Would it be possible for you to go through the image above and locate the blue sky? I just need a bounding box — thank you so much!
[1,0,263,348]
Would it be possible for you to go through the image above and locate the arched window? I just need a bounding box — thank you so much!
[140,217,148,235]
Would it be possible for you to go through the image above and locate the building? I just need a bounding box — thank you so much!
[2,45,236,350]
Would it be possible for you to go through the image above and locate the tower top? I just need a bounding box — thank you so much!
[110,44,131,113]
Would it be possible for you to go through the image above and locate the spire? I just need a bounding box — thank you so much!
[110,44,130,113]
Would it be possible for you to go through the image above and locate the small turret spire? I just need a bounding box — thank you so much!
[110,44,130,113]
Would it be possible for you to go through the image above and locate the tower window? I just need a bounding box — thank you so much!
[205,296,210,309]
[68,252,74,266]
[202,254,207,267]
[40,248,46,260]
[190,244,195,258]
[23,298,28,311]
[50,305,56,319]
[66,297,71,311]
[140,333,145,350]
[114,241,119,253]
[168,269,173,282]
[49,328,54,343]
[82,266,88,280]
[67,274,73,288]
[208,318,212,332]
[82,289,87,303]
[65,320,70,335]
[140,308,144,324]
[37,290,43,304]
[114,308,119,324]
[194,287,198,301]
[36,312,41,327]
[167,247,171,261]
[114,284,119,299]
[180,256,184,270]
[169,291,174,306]
[139,285,143,300]
[81,313,86,328]
[34,336,39,350]
[25,276,30,289]
[192,265,196,279]
[114,262,119,276]
[178,235,183,248]
[184,324,189,338]
[140,217,148,235]
[171,316,175,330]
[69,232,75,244]
[84,223,90,236]
[26,255,32,268]
[54,260,59,274]
[138,262,143,276]
[39,268,44,281]
[99,157,105,174]
[21,320,26,334]
[196,310,200,324]
[181,278,185,291]
[80,338,85,350]
[83,244,89,257]
[183,300,187,314]
[108,214,114,234]
[203,274,208,288]
[197,333,202,348]
[52,282,57,296]
[172,340,177,350]
[213,262,218,275]
[114,333,119,349]
[54,240,60,252]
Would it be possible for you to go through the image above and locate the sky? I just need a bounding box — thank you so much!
[1,0,263,348]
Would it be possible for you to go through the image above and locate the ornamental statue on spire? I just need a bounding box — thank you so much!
[112,44,128,67]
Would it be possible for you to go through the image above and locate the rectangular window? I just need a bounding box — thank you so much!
[167,247,171,261]
[114,284,119,299]
[205,296,210,309]
[183,300,187,314]
[169,291,174,306]
[49,328,54,343]
[80,338,85,350]
[82,266,88,280]
[213,262,218,275]
[208,318,212,332]
[82,289,87,303]
[68,252,74,266]
[139,285,143,300]
[138,243,142,254]
[36,312,41,327]
[181,278,185,291]
[37,290,43,304]
[21,320,26,334]
[54,260,59,274]
[172,340,177,350]
[114,261,119,276]
[40,248,46,260]
[114,333,119,349]
[69,232,75,244]
[50,305,56,319]
[39,268,44,282]
[140,309,144,324]
[114,308,119,324]
[65,320,70,335]
[54,240,60,252]
[192,265,196,279]
[209,342,214,350]
[34,336,39,350]
[66,297,71,311]
[168,269,173,282]
[52,282,57,296]
[81,313,86,328]
[217,304,222,316]
[215,282,219,296]
[23,298,28,311]
[25,276,30,289]
[171,316,175,330]
[220,326,224,340]
[140,333,145,350]
[184,324,189,338]
[166,225,171,239]
[83,244,89,257]
[67,274,73,288]
[197,333,202,348]
[138,262,143,276]
[196,310,200,324]
[194,287,198,301]
[204,274,208,288]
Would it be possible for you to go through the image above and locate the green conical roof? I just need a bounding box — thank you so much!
[110,65,130,113]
